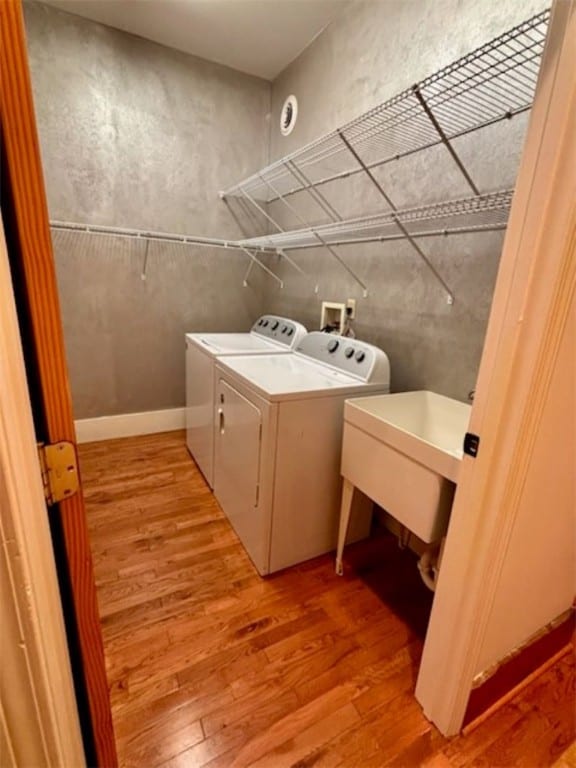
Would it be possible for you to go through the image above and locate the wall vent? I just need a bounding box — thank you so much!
[280,95,298,136]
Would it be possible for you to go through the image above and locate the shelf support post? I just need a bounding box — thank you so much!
[392,217,454,303]
[239,246,284,288]
[336,129,453,303]
[285,160,342,222]
[238,186,286,234]
[260,170,368,297]
[140,238,150,281]
[336,130,398,211]
[233,186,314,282]
[220,194,258,238]
[256,173,322,290]
[242,260,254,287]
[412,85,480,196]
[275,249,308,278]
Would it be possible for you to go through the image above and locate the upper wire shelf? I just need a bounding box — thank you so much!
[237,190,513,251]
[222,10,549,204]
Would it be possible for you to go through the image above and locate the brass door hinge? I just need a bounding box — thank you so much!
[37,441,79,505]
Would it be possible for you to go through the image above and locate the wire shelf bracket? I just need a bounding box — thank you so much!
[225,186,317,288]
[337,128,454,301]
[239,246,284,288]
[256,163,366,296]
[219,10,548,301]
[412,85,480,197]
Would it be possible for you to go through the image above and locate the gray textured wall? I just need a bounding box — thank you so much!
[25,0,549,416]
[24,1,270,418]
[263,0,548,400]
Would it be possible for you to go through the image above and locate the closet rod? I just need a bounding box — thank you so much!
[49,220,277,253]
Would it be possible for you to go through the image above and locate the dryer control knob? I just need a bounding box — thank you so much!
[281,325,288,334]
[344,347,354,359]
[287,327,294,336]
[355,350,366,363]
[328,339,340,353]
[271,321,280,330]
[263,320,269,327]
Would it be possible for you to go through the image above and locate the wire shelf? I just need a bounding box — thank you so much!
[222,10,549,204]
[237,190,513,251]
[49,220,244,250]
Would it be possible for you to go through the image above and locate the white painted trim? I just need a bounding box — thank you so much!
[75,407,186,443]
[415,0,576,736]
[0,216,85,765]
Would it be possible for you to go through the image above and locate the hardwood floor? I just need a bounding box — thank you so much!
[79,431,575,768]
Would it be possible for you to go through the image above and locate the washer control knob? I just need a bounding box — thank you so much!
[258,319,264,326]
[344,347,354,359]
[327,339,340,353]
[281,325,288,334]
[287,327,294,336]
[271,320,279,330]
[263,320,269,327]
[355,350,366,363]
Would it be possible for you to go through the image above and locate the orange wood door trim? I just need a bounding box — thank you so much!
[464,610,575,727]
[0,2,117,765]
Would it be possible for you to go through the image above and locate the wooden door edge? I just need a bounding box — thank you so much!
[0,216,85,766]
[0,2,118,764]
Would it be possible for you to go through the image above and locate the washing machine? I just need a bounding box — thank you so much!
[213,332,391,575]
[185,315,307,487]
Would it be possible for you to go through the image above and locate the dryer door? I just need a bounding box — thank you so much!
[214,379,267,573]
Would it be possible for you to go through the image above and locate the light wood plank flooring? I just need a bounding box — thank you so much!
[79,431,575,767]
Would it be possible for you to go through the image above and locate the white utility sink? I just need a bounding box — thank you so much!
[339,391,471,553]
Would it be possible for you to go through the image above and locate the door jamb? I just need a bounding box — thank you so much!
[416,0,576,735]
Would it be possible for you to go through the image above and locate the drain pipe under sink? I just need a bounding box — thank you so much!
[417,538,446,591]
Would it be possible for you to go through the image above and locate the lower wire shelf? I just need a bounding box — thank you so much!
[49,189,513,299]
[237,189,513,252]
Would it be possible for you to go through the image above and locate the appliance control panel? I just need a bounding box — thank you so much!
[251,315,307,348]
[296,332,390,386]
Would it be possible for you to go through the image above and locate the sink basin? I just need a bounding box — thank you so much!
[341,391,471,543]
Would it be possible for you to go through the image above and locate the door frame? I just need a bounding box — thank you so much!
[0,1,117,764]
[0,216,85,767]
[416,0,576,734]
[0,0,573,749]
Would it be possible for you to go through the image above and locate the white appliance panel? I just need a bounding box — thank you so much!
[186,339,215,485]
[214,379,268,573]
[215,354,361,401]
[269,396,370,572]
[190,333,283,356]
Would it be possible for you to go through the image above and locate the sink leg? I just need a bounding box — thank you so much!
[335,478,354,575]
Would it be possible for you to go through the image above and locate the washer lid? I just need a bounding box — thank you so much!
[186,333,288,356]
[216,353,378,402]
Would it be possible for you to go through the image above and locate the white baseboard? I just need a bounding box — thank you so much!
[75,408,186,444]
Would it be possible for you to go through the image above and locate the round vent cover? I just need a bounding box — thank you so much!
[280,95,298,136]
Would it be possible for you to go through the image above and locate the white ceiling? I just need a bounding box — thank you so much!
[42,0,349,80]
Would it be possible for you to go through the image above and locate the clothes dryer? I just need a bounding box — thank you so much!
[214,332,391,574]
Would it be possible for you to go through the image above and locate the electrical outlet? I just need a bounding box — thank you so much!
[346,298,356,319]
